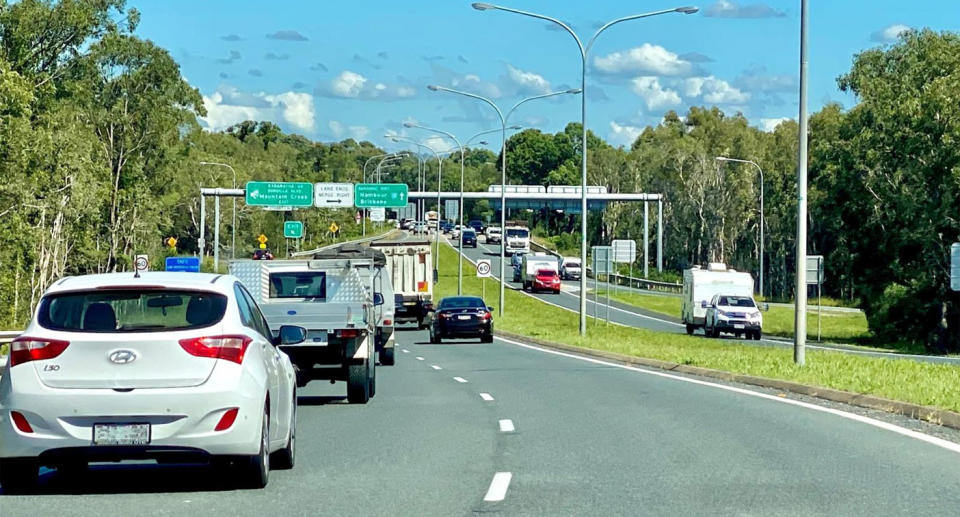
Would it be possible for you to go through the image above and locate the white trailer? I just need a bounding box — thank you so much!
[370,238,434,329]
[682,263,755,334]
[230,258,380,403]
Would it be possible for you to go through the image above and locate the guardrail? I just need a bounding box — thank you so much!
[531,239,682,294]
[0,330,20,369]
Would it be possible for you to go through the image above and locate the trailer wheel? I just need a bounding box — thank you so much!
[347,359,370,404]
[380,346,395,366]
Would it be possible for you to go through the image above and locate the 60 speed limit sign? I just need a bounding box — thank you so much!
[476,259,492,278]
[134,254,149,272]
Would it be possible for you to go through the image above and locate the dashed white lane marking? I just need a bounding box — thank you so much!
[484,472,513,502]
[431,365,442,370]
[454,376,468,383]
[498,419,515,432]
[480,392,494,401]
[416,356,424,361]
[401,349,410,353]
[494,335,960,456]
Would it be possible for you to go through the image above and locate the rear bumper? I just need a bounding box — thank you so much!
[714,320,762,332]
[435,322,492,338]
[0,363,267,461]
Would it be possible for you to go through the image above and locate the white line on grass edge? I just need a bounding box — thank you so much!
[494,334,960,456]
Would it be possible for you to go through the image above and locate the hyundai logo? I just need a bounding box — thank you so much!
[108,350,138,364]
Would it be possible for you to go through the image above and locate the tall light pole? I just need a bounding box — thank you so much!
[361,152,405,236]
[404,122,467,295]
[795,0,809,366]
[472,2,698,335]
[425,86,580,317]
[716,157,765,297]
[199,161,237,259]
[390,136,445,281]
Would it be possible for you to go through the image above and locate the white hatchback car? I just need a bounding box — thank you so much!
[0,272,303,492]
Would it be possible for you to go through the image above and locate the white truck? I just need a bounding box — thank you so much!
[681,263,756,336]
[504,226,530,255]
[560,257,582,280]
[370,238,434,329]
[229,258,380,403]
[312,244,398,366]
[520,253,559,291]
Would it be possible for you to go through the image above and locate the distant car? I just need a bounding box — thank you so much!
[440,221,454,233]
[510,251,527,269]
[703,294,763,340]
[485,226,502,244]
[461,229,478,248]
[468,220,484,233]
[401,219,415,230]
[560,257,582,280]
[531,268,561,294]
[0,272,304,492]
[512,263,522,282]
[451,225,461,239]
[413,221,428,234]
[430,296,494,343]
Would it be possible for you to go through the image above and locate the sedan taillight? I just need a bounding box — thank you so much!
[178,335,252,364]
[482,312,492,321]
[10,337,70,367]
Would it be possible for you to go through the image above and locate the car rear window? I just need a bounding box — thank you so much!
[37,290,228,333]
[438,297,486,309]
[269,272,326,299]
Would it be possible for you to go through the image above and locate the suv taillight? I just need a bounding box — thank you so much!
[179,335,252,364]
[336,329,359,338]
[10,337,70,367]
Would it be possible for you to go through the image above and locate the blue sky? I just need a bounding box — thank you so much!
[132,0,960,151]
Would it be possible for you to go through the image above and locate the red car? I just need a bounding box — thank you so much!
[533,269,561,294]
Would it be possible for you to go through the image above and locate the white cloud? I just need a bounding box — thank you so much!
[264,91,314,131]
[200,87,316,133]
[505,64,551,95]
[321,70,416,100]
[423,135,455,154]
[608,121,643,147]
[328,120,345,138]
[349,125,370,140]
[759,117,791,132]
[630,77,682,111]
[594,44,694,76]
[871,23,910,43]
[703,1,785,19]
[683,76,750,104]
[450,73,501,99]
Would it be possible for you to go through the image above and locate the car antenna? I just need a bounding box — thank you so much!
[133,253,141,279]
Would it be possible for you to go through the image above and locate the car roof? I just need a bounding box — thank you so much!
[45,272,236,296]
[439,296,485,304]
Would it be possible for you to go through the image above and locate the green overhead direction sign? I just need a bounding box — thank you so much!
[245,181,313,207]
[283,221,303,239]
[354,183,409,208]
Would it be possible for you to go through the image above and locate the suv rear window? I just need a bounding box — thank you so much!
[269,272,326,299]
[37,290,228,333]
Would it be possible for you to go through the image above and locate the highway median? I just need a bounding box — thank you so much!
[435,244,960,420]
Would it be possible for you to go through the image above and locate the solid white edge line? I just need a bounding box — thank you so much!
[431,365,442,370]
[483,472,512,502]
[499,419,515,432]
[454,376,468,383]
[480,392,494,401]
[494,335,960,456]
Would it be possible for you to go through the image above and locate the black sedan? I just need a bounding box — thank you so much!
[430,296,493,343]
[461,229,478,248]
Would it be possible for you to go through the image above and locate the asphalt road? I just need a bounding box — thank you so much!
[6,327,960,515]
[450,234,960,365]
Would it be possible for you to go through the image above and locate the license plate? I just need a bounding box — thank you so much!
[734,324,745,329]
[458,315,471,320]
[93,423,151,445]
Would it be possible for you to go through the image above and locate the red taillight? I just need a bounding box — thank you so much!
[215,408,239,431]
[438,312,450,320]
[10,411,33,433]
[383,319,392,326]
[482,312,492,321]
[10,337,70,367]
[178,335,252,364]
[336,329,359,338]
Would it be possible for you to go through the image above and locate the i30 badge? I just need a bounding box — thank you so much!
[108,350,138,364]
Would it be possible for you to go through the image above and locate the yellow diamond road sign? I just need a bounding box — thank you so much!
[329,222,340,234]
[257,234,268,244]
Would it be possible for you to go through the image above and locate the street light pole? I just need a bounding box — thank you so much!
[472,2,698,335]
[390,136,445,280]
[795,0,809,366]
[425,86,579,317]
[199,161,237,259]
[405,122,466,295]
[716,157,765,297]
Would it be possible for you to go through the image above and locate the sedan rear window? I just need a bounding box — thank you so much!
[438,297,486,309]
[37,290,228,333]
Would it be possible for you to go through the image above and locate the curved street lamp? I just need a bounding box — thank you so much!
[471,2,698,334]
[425,86,580,317]
[389,135,446,281]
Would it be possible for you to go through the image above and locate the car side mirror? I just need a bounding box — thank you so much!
[373,293,384,306]
[277,325,307,345]
[487,306,494,312]
[701,301,708,309]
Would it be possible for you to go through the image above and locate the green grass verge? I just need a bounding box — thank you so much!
[435,244,960,413]
[592,289,871,342]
